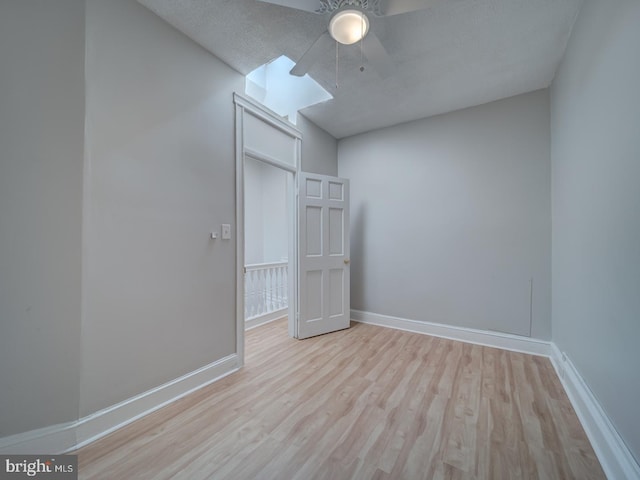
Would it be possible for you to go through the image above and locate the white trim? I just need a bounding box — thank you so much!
[245,261,288,271]
[245,309,287,330]
[287,169,299,339]
[73,354,239,450]
[550,345,640,480]
[244,147,297,174]
[351,309,551,356]
[0,355,239,454]
[234,91,301,359]
[233,93,301,140]
[0,422,77,455]
[235,98,246,368]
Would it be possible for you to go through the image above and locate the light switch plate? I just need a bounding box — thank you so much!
[221,224,231,240]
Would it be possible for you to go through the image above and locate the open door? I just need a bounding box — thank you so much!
[297,173,350,339]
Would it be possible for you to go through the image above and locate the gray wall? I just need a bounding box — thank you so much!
[244,158,265,265]
[0,0,85,437]
[551,0,640,462]
[80,0,244,416]
[299,114,338,176]
[244,158,289,265]
[339,90,551,339]
[0,0,344,441]
[261,164,289,263]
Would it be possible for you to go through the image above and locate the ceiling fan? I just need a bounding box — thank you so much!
[257,0,435,78]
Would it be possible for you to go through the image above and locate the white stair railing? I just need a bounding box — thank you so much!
[244,262,288,320]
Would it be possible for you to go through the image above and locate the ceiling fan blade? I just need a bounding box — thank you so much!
[380,0,438,16]
[362,31,394,78]
[290,31,333,76]
[257,0,321,14]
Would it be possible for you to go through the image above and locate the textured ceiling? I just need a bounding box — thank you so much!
[137,0,583,139]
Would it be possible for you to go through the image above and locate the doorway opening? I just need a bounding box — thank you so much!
[234,93,302,366]
[243,157,292,331]
[235,93,351,366]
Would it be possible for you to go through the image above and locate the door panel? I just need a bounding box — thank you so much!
[329,268,344,316]
[305,206,323,256]
[298,173,350,339]
[305,270,323,321]
[329,208,344,255]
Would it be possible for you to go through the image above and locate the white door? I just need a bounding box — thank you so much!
[297,173,350,339]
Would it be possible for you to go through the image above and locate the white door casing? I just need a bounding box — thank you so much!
[234,93,301,363]
[298,173,350,339]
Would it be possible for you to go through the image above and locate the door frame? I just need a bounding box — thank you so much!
[234,93,301,367]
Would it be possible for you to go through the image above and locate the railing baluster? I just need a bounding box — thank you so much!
[258,269,262,317]
[275,267,281,310]
[266,268,270,314]
[260,269,267,315]
[253,269,259,318]
[244,270,249,319]
[244,261,288,321]
[250,270,255,317]
[283,266,287,305]
[263,268,268,315]
[269,268,275,312]
[278,267,282,308]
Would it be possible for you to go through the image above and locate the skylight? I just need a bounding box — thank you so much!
[245,55,332,124]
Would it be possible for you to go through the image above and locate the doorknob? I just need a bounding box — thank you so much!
[344,259,350,264]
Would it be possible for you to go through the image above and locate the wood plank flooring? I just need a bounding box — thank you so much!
[76,320,605,479]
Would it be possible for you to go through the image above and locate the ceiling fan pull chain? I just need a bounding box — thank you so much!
[360,10,365,72]
[335,40,339,89]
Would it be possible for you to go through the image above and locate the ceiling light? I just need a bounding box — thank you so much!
[329,9,369,45]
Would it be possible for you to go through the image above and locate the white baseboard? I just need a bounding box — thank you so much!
[0,421,77,455]
[73,353,239,450]
[0,354,240,455]
[351,309,551,356]
[245,308,287,330]
[550,345,640,480]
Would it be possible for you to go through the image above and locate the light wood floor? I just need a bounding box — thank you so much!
[76,320,605,479]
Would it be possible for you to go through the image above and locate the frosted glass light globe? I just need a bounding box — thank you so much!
[329,9,369,45]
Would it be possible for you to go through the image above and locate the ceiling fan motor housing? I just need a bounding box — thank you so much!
[316,0,385,17]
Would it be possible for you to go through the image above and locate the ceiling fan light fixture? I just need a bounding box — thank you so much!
[329,9,369,45]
